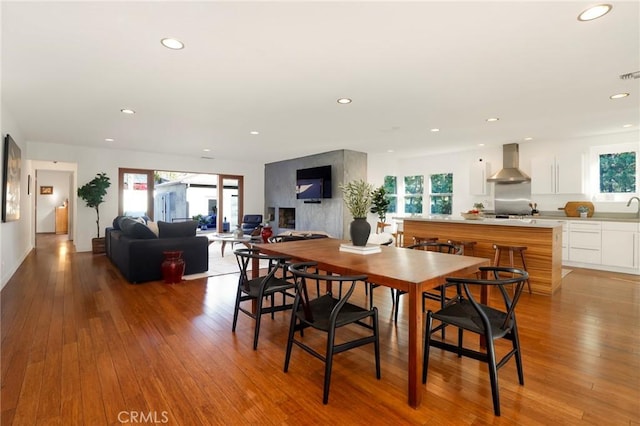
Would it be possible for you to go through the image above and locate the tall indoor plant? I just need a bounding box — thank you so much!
[77,172,111,253]
[340,179,374,246]
[370,186,391,230]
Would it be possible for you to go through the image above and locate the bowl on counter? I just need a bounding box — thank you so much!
[460,212,483,220]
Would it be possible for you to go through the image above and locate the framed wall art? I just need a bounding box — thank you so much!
[2,134,21,222]
[40,186,53,195]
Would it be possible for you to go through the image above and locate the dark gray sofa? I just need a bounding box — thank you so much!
[106,218,209,283]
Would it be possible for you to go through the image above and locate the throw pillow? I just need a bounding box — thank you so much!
[146,220,159,237]
[157,220,198,238]
[119,217,158,239]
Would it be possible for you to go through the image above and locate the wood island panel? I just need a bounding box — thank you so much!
[403,219,562,295]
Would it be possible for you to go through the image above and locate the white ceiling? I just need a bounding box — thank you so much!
[2,1,639,164]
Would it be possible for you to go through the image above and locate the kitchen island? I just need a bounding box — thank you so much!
[401,216,563,295]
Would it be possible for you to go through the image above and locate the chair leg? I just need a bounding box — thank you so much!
[512,325,525,385]
[394,291,401,323]
[519,251,533,294]
[368,284,374,309]
[284,304,299,373]
[323,328,336,404]
[253,297,264,350]
[486,338,501,416]
[423,311,433,384]
[231,287,243,332]
[373,308,381,379]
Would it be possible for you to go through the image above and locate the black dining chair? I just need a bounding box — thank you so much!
[389,241,462,324]
[284,262,381,404]
[232,248,296,350]
[423,266,529,416]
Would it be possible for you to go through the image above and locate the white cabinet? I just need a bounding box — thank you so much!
[568,221,601,264]
[470,160,491,195]
[531,154,583,194]
[601,222,639,269]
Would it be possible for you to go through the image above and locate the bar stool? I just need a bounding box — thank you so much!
[492,244,532,294]
[447,240,477,256]
[413,236,438,245]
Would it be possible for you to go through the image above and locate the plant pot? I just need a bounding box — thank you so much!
[161,251,185,284]
[91,237,106,254]
[580,212,588,218]
[350,218,371,246]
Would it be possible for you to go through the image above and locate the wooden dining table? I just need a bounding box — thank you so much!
[254,237,490,408]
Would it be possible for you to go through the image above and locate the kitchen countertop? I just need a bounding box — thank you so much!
[399,215,562,228]
[397,213,640,225]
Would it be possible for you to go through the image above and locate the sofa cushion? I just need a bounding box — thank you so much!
[120,217,158,239]
[113,215,147,230]
[158,220,198,238]
[146,220,159,237]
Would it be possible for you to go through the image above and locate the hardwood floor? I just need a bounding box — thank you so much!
[2,234,639,425]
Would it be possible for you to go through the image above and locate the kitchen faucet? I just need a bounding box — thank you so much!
[627,196,640,218]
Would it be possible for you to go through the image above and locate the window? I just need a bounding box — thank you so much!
[430,173,453,214]
[383,176,397,213]
[590,143,639,200]
[404,175,423,214]
[599,151,636,193]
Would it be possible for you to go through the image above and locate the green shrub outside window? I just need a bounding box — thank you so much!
[599,151,636,193]
[383,176,397,213]
[430,173,453,214]
[404,175,423,214]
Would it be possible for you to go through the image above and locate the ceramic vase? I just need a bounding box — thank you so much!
[161,250,185,284]
[350,218,371,246]
[261,225,273,243]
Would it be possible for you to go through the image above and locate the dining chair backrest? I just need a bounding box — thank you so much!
[406,241,462,255]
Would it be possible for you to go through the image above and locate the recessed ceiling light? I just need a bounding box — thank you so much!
[250,131,260,135]
[203,148,211,152]
[430,128,440,132]
[486,117,499,122]
[161,38,184,50]
[120,108,135,114]
[622,124,633,128]
[578,4,612,21]
[387,149,394,153]
[105,138,114,142]
[478,143,485,147]
[524,137,533,141]
[610,93,629,99]
[337,98,352,104]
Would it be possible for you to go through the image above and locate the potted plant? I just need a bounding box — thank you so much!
[371,186,391,232]
[77,172,111,254]
[340,179,374,246]
[577,205,589,218]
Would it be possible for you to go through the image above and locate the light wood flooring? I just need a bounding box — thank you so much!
[1,234,639,425]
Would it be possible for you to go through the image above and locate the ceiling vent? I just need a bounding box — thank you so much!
[619,71,640,80]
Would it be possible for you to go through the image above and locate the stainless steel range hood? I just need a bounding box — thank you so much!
[487,143,531,182]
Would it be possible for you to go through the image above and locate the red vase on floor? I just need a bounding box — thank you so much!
[161,251,185,284]
[261,225,273,243]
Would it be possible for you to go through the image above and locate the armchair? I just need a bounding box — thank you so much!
[241,214,263,235]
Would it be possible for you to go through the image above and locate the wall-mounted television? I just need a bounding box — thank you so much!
[296,165,332,199]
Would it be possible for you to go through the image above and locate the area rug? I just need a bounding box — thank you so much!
[183,241,267,280]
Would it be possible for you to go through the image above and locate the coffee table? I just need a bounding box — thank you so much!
[207,234,253,257]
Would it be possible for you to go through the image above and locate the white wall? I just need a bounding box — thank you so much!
[27,141,265,252]
[1,105,33,290]
[35,170,71,233]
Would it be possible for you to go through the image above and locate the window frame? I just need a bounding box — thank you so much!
[589,143,639,201]
[429,172,453,215]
